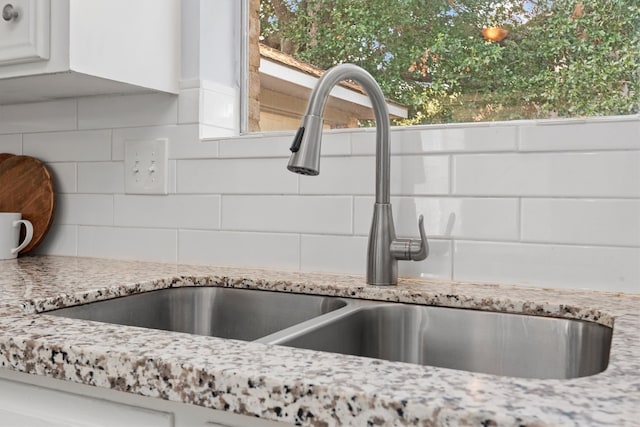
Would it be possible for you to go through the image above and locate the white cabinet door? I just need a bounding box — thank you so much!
[0,0,49,65]
[0,369,292,427]
[0,378,174,427]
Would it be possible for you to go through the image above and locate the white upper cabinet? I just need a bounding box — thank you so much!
[0,0,180,104]
[0,0,50,66]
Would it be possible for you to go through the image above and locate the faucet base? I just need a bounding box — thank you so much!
[367,203,398,286]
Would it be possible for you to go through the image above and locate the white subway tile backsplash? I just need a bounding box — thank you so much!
[177,158,298,194]
[298,155,449,196]
[522,199,640,247]
[78,93,178,130]
[0,100,77,134]
[77,162,125,194]
[519,120,640,151]
[299,157,374,195]
[219,134,293,158]
[453,152,640,197]
[318,131,353,156]
[179,230,300,270]
[217,130,351,158]
[177,87,199,124]
[199,124,237,140]
[222,195,352,234]
[24,130,111,162]
[0,134,21,154]
[398,239,452,280]
[112,124,216,160]
[454,241,640,293]
[300,235,368,275]
[3,106,636,294]
[171,137,219,160]
[32,225,77,256]
[353,198,373,236]
[392,155,450,195]
[47,163,77,194]
[54,194,114,226]
[352,125,517,155]
[167,160,178,194]
[169,138,219,159]
[583,115,639,123]
[201,85,238,132]
[299,234,453,280]
[79,226,177,263]
[348,128,375,155]
[354,197,519,240]
[425,197,519,240]
[114,195,220,230]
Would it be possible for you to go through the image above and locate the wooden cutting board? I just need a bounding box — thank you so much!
[0,153,15,164]
[0,155,55,254]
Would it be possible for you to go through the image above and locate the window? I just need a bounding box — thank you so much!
[248,0,639,132]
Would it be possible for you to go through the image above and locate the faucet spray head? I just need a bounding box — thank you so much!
[287,115,323,176]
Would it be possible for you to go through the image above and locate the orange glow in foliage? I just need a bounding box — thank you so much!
[482,27,509,42]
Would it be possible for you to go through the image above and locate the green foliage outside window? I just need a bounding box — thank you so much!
[260,0,640,124]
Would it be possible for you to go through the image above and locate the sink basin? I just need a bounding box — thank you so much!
[271,303,612,379]
[47,287,346,341]
[46,288,612,379]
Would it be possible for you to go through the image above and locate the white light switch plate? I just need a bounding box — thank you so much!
[124,139,169,195]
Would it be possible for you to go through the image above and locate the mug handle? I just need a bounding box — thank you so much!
[12,219,34,255]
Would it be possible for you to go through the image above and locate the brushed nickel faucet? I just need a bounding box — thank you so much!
[287,63,428,285]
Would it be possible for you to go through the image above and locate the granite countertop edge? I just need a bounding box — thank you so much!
[0,256,638,426]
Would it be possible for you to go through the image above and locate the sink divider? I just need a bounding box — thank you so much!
[255,299,376,345]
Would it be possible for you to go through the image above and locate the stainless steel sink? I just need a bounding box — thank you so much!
[45,287,612,379]
[47,287,347,341]
[271,303,612,379]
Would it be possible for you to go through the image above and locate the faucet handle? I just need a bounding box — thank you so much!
[410,215,429,261]
[413,215,429,260]
[391,214,429,261]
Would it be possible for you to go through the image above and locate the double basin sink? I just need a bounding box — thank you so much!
[47,287,612,380]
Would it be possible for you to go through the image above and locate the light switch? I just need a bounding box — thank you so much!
[124,139,169,195]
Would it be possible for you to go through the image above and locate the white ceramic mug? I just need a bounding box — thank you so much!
[0,213,34,260]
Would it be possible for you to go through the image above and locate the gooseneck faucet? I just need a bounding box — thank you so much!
[287,63,428,285]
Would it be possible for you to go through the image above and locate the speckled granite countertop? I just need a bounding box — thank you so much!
[0,256,638,426]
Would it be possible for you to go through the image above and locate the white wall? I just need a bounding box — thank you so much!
[0,94,638,294]
[180,0,201,82]
[179,0,241,138]
[181,0,240,86]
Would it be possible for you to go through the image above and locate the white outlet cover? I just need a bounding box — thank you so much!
[124,138,169,195]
